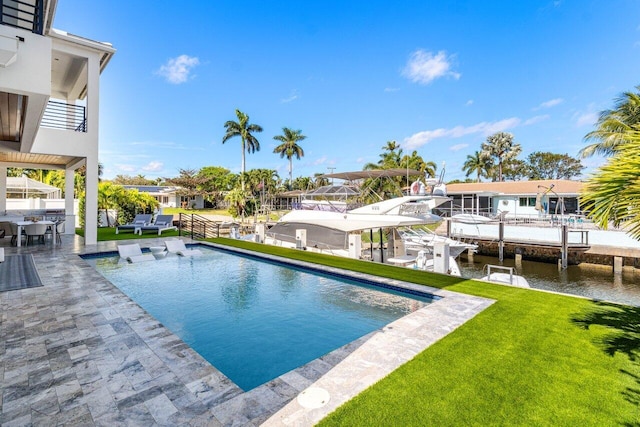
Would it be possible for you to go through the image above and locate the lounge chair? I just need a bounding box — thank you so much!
[117,243,155,263]
[137,215,178,236]
[164,239,202,256]
[115,214,152,234]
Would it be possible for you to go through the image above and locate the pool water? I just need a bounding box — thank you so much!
[85,246,435,390]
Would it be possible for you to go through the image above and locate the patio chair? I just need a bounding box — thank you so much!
[45,220,65,244]
[115,214,152,234]
[164,239,202,257]
[9,222,25,246]
[117,243,155,263]
[25,223,48,246]
[137,215,177,236]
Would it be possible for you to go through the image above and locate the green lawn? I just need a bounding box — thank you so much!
[76,227,181,241]
[207,238,640,426]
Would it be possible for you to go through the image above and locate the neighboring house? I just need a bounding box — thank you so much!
[0,0,115,245]
[122,185,205,209]
[440,180,583,219]
[273,190,303,210]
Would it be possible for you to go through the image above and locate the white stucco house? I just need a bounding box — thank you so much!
[121,185,205,209]
[440,179,583,219]
[0,0,114,244]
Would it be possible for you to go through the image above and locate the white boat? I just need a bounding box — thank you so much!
[451,213,494,224]
[398,226,477,258]
[265,194,445,253]
[262,169,470,276]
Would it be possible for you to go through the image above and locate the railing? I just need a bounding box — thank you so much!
[41,101,87,132]
[178,213,242,240]
[1,0,44,34]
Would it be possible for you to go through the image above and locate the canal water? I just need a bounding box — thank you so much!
[458,254,640,307]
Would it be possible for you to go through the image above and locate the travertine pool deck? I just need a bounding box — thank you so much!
[0,235,493,426]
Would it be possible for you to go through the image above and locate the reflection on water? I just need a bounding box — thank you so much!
[459,254,640,306]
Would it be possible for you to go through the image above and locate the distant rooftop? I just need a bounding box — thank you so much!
[446,179,583,196]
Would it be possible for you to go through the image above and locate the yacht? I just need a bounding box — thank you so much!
[264,194,446,257]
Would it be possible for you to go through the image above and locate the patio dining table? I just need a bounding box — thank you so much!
[14,220,56,247]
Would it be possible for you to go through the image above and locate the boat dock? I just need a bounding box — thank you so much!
[438,220,640,272]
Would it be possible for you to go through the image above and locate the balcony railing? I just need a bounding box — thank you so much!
[41,100,87,133]
[1,0,44,34]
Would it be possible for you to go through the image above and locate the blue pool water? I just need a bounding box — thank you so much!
[84,246,436,390]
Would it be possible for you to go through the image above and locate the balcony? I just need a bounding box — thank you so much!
[41,100,86,132]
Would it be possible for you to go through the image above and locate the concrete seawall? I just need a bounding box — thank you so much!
[468,238,640,270]
[437,221,640,271]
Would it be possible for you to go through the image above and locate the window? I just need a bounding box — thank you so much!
[519,197,537,207]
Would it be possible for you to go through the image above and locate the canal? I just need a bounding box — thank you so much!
[458,253,640,306]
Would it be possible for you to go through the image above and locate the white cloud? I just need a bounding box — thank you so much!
[403,117,523,149]
[142,161,164,172]
[313,156,328,165]
[465,100,474,106]
[574,111,598,127]
[156,54,200,84]
[534,98,564,110]
[449,143,468,152]
[523,114,550,125]
[384,87,400,92]
[401,50,460,85]
[281,90,299,103]
[114,164,137,173]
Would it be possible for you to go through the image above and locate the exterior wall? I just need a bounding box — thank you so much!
[0,25,51,147]
[30,39,103,245]
[1,12,113,246]
[147,193,180,208]
[0,26,51,95]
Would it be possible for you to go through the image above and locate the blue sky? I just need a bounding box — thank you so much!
[54,1,640,182]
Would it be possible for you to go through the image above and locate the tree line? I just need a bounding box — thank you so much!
[10,85,640,234]
[461,132,584,182]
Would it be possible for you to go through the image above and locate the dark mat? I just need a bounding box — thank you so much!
[0,254,43,292]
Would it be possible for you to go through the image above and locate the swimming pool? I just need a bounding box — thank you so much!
[84,245,437,390]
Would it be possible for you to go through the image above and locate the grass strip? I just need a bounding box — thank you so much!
[76,227,180,241]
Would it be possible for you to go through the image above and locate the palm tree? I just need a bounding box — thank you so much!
[273,127,306,187]
[480,132,521,182]
[97,182,125,227]
[225,187,250,219]
[462,150,492,182]
[222,109,263,190]
[580,128,640,240]
[580,86,640,158]
[313,173,330,189]
[400,150,436,189]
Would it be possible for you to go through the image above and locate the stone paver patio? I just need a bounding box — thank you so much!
[0,234,493,426]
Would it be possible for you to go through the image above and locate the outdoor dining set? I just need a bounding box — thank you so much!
[0,217,64,247]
